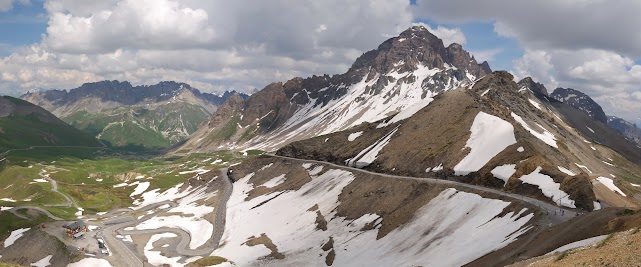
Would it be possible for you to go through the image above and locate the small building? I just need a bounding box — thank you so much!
[63,220,87,236]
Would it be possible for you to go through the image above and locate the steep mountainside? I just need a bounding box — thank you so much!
[551,87,608,124]
[22,81,247,150]
[0,96,101,152]
[608,116,641,147]
[534,86,641,164]
[278,71,641,211]
[176,26,491,153]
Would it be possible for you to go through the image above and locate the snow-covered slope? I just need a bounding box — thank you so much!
[213,158,535,266]
[177,26,491,153]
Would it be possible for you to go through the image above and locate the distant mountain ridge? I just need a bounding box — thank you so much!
[608,116,641,147]
[21,81,248,150]
[177,26,491,153]
[551,87,608,124]
[21,80,242,112]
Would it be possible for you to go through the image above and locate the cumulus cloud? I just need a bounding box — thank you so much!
[413,22,466,46]
[0,0,414,94]
[0,0,29,11]
[412,0,641,57]
[413,0,641,124]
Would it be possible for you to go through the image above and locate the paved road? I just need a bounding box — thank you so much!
[0,145,106,157]
[267,154,578,225]
[9,206,64,221]
[117,168,233,256]
[38,170,78,208]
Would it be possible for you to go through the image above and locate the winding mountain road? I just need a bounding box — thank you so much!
[117,168,233,256]
[38,170,78,208]
[267,154,578,225]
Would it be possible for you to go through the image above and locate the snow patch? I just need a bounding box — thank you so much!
[595,177,626,196]
[557,166,576,176]
[517,146,524,152]
[4,228,30,247]
[144,233,181,266]
[528,99,542,110]
[547,235,607,255]
[262,174,286,188]
[519,167,576,208]
[30,255,52,267]
[454,112,516,175]
[67,258,113,267]
[491,164,516,185]
[511,112,557,148]
[348,131,363,141]
[347,127,398,168]
[575,163,592,174]
[130,182,150,197]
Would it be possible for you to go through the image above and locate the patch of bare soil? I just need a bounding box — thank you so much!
[469,207,641,267]
[243,233,284,260]
[0,227,76,267]
[510,228,641,267]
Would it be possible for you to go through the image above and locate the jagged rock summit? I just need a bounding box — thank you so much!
[177,25,492,153]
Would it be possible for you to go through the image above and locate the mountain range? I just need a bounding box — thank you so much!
[21,81,247,150]
[2,25,641,267]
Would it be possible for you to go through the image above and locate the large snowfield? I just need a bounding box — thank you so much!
[454,112,517,175]
[211,163,534,266]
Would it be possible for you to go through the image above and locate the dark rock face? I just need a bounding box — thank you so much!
[551,87,608,124]
[608,116,641,147]
[21,80,248,107]
[518,77,549,100]
[207,93,246,127]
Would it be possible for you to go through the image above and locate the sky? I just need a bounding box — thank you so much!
[0,0,640,125]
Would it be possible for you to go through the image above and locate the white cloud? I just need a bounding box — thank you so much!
[468,48,501,63]
[0,0,29,11]
[513,49,557,89]
[413,22,466,46]
[412,0,641,57]
[0,0,413,94]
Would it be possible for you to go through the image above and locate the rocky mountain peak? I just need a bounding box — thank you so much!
[348,25,490,82]
[517,77,549,100]
[551,87,608,124]
[207,93,246,127]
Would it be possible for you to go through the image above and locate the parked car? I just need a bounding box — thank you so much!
[97,238,109,254]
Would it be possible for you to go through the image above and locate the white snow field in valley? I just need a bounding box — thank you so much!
[212,163,535,266]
